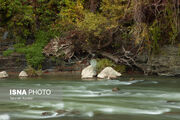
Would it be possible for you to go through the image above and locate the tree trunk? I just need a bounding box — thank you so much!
[90,0,100,12]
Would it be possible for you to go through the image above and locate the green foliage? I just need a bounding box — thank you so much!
[97,58,115,72]
[96,58,126,73]
[1,0,180,70]
[14,43,25,49]
[14,30,55,69]
[169,23,178,45]
[0,0,35,42]
[77,12,110,36]
[114,65,126,73]
[24,65,42,77]
[3,49,14,57]
[101,0,127,20]
[14,44,44,69]
[165,3,179,45]
[178,44,180,56]
[149,21,161,54]
[59,0,84,23]
[25,45,45,69]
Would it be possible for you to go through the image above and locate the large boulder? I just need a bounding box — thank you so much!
[97,67,121,79]
[81,65,96,79]
[19,71,28,77]
[0,71,8,78]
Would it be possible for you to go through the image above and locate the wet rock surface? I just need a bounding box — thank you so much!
[41,112,54,116]
[112,87,120,92]
[56,110,67,115]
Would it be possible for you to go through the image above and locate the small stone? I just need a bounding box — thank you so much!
[129,77,135,81]
[41,112,53,116]
[112,87,120,92]
[0,71,8,78]
[165,112,180,115]
[56,110,67,115]
[166,100,180,104]
[70,110,81,115]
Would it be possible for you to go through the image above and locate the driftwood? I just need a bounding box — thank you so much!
[43,37,74,60]
[97,46,138,67]
[98,51,119,63]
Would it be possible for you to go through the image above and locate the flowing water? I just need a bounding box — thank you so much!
[0,73,180,120]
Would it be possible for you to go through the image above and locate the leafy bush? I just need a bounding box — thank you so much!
[114,65,126,73]
[97,58,115,72]
[24,65,42,77]
[96,58,126,73]
[3,49,14,57]
[14,43,25,49]
[149,21,161,54]
[13,30,56,69]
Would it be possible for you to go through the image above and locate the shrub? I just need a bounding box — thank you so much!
[24,65,42,77]
[14,43,25,49]
[13,30,57,69]
[97,58,115,72]
[14,43,45,69]
[96,58,126,73]
[114,65,126,73]
[3,49,14,57]
[149,21,161,54]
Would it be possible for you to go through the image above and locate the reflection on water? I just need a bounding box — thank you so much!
[0,74,180,120]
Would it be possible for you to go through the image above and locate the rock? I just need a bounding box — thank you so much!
[166,100,180,104]
[0,71,8,78]
[56,110,67,115]
[165,112,180,115]
[129,77,135,81]
[81,65,96,79]
[69,110,81,115]
[97,67,121,79]
[112,87,120,92]
[98,93,102,95]
[19,71,28,77]
[136,45,180,76]
[0,52,26,72]
[41,112,53,116]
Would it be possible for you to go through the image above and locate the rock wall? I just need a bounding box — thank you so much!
[0,53,26,72]
[0,42,26,72]
[136,45,180,76]
[0,41,88,72]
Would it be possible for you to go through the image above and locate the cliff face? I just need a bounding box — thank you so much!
[0,53,26,72]
[136,45,180,76]
[0,42,26,72]
[0,41,87,72]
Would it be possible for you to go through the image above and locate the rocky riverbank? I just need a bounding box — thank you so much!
[1,41,180,77]
[136,45,180,76]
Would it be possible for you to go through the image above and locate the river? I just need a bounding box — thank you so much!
[0,73,180,120]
